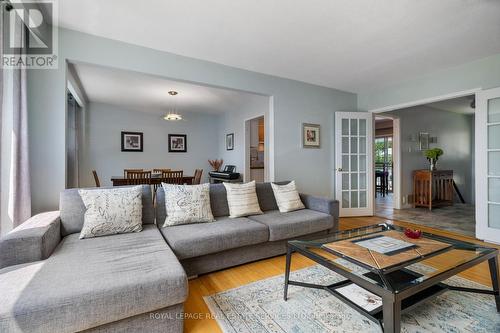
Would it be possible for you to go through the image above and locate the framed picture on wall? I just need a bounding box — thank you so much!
[168,134,187,152]
[419,132,429,151]
[302,123,320,148]
[226,133,234,150]
[121,131,143,152]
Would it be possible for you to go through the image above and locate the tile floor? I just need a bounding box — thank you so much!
[374,193,475,237]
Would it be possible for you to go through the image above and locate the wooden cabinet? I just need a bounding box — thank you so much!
[413,170,453,210]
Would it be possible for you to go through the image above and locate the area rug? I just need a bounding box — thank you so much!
[204,263,499,332]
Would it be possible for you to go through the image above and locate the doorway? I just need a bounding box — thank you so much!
[374,117,395,217]
[373,95,476,237]
[245,116,265,182]
[66,91,82,188]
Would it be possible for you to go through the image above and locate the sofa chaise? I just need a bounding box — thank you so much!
[0,182,338,332]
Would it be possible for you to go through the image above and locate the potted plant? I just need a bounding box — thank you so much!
[208,159,224,171]
[424,148,443,171]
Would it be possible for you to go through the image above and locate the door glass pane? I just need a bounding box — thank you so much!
[488,124,500,149]
[489,204,500,228]
[342,191,349,208]
[350,119,358,136]
[359,173,366,189]
[342,155,349,171]
[351,137,358,153]
[342,137,349,153]
[489,152,500,176]
[342,173,349,190]
[359,119,366,136]
[359,137,366,154]
[488,98,500,123]
[351,191,358,208]
[359,191,367,208]
[489,178,500,203]
[359,155,366,172]
[342,119,349,135]
[351,155,358,171]
[351,173,358,190]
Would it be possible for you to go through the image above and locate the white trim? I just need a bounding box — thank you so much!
[373,114,402,210]
[369,88,481,114]
[476,87,500,243]
[242,97,275,183]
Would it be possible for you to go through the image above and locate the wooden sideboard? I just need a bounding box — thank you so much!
[413,170,454,210]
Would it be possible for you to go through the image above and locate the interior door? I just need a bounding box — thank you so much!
[335,112,374,217]
[476,87,500,243]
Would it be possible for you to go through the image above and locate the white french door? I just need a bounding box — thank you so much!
[335,112,374,217]
[476,87,500,243]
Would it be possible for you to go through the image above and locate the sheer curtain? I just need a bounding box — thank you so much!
[0,5,32,234]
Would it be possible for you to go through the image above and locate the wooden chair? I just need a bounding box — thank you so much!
[124,169,143,178]
[92,170,100,187]
[192,169,203,185]
[125,171,152,185]
[162,170,184,185]
[152,168,171,200]
[153,168,171,174]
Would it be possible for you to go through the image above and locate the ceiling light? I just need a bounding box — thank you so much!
[164,90,182,121]
[163,112,182,121]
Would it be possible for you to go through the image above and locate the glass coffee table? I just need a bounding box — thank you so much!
[283,223,500,333]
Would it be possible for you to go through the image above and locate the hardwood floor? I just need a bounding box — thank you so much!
[184,216,500,333]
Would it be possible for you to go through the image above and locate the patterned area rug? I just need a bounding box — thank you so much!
[204,264,499,332]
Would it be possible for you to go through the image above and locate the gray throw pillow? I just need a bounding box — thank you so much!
[78,186,143,239]
[162,183,215,227]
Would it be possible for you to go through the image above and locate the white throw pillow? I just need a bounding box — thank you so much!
[223,180,263,218]
[271,181,305,213]
[78,186,143,239]
[162,183,215,227]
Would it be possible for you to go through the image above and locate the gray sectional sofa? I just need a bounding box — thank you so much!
[0,182,338,333]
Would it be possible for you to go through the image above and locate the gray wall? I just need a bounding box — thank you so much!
[218,97,269,176]
[387,106,475,204]
[358,53,500,111]
[80,103,220,187]
[27,28,357,214]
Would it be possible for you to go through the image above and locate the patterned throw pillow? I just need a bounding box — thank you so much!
[271,181,305,213]
[162,183,215,227]
[78,186,143,239]
[223,181,263,218]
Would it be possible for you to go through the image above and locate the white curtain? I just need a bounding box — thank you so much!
[1,5,32,232]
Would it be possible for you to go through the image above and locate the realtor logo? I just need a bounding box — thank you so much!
[1,0,58,69]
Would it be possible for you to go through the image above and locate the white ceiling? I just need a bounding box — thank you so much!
[72,62,268,114]
[53,0,500,93]
[426,96,475,115]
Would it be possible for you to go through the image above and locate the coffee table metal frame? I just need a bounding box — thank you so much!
[283,223,500,333]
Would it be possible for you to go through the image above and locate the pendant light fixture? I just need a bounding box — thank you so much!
[163,90,183,121]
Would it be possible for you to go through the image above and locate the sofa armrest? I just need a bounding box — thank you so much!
[0,211,61,269]
[299,194,339,217]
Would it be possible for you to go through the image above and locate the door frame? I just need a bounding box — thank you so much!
[369,88,481,212]
[372,114,401,210]
[476,87,500,243]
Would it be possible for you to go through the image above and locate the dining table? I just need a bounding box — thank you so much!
[110,174,194,186]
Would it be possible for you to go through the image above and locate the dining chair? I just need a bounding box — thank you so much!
[153,168,171,174]
[125,171,152,185]
[92,170,101,187]
[124,169,144,178]
[152,169,171,200]
[193,169,203,185]
[162,170,184,185]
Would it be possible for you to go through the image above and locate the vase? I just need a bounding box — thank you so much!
[429,158,436,171]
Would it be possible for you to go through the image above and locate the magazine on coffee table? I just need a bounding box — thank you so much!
[336,283,382,312]
[352,235,417,255]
